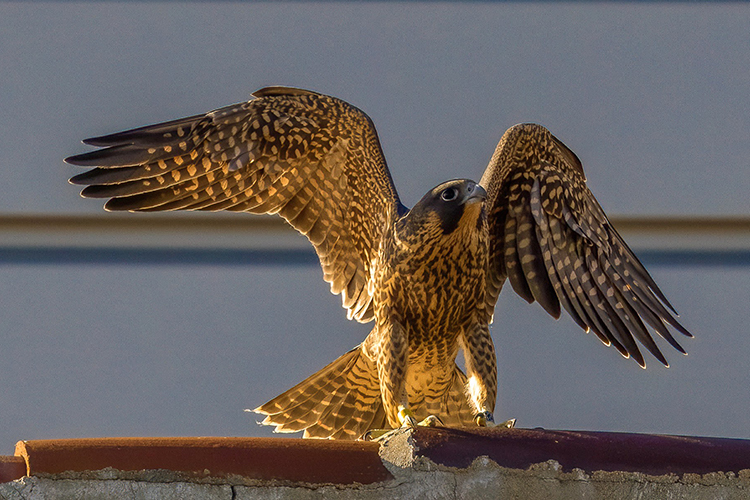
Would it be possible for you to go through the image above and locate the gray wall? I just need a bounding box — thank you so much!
[0,2,748,452]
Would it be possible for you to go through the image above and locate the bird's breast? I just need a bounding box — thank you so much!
[375,218,489,356]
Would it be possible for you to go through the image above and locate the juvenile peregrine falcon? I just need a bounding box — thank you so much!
[66,87,692,439]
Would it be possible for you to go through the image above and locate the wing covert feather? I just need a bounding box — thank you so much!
[480,123,691,367]
[67,87,403,323]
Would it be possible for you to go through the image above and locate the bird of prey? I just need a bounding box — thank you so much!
[66,86,692,440]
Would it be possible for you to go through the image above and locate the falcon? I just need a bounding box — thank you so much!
[66,87,692,440]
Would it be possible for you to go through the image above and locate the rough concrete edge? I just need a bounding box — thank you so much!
[5,459,750,500]
[376,427,750,489]
[22,467,394,492]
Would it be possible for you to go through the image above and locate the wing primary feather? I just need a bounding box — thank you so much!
[523,189,564,316]
[503,216,535,304]
[617,247,692,339]
[577,243,627,356]
[581,248,634,357]
[542,216,594,332]
[566,242,617,347]
[593,257,651,367]
[606,224,680,315]
[578,245,643,362]
[66,145,166,168]
[70,165,160,186]
[79,113,208,147]
[103,192,169,211]
[537,223,612,352]
[605,256,688,355]
[78,166,196,199]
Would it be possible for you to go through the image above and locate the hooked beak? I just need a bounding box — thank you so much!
[465,183,487,204]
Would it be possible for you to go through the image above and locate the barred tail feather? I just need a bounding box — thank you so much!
[253,345,385,440]
[409,364,476,427]
[443,366,476,426]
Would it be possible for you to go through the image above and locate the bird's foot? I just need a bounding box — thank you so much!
[363,406,444,441]
[418,415,444,427]
[397,405,418,427]
[474,411,516,428]
[399,405,444,428]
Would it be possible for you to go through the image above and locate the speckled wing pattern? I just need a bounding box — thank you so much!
[480,124,692,367]
[67,87,402,323]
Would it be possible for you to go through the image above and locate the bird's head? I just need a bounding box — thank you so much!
[401,179,487,239]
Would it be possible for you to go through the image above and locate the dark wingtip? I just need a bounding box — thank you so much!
[666,335,688,355]
[630,347,646,369]
[80,185,119,199]
[64,152,92,166]
[68,170,96,185]
[676,323,694,339]
[82,136,111,147]
[102,198,133,212]
[64,147,127,167]
[651,348,670,368]
[538,296,562,319]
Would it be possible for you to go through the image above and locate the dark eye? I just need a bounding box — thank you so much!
[441,187,458,202]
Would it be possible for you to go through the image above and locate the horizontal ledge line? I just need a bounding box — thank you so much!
[635,250,750,267]
[0,214,748,254]
[0,248,318,266]
[1,213,748,231]
[0,247,747,267]
[0,213,286,230]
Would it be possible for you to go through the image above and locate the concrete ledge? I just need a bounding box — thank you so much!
[13,437,390,485]
[381,427,750,475]
[0,455,25,484]
[1,429,750,499]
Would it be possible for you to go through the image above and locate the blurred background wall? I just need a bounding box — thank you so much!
[0,2,748,452]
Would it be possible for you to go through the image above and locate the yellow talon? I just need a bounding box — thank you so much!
[364,408,446,441]
[419,415,443,427]
[397,405,418,427]
[398,406,444,428]
[475,411,516,428]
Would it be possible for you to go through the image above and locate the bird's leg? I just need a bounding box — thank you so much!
[461,323,515,427]
[374,320,411,428]
[363,320,443,440]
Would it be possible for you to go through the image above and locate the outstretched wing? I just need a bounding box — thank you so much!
[66,87,404,323]
[479,123,692,367]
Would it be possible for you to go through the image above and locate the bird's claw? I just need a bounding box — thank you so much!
[418,414,444,427]
[475,411,516,428]
[399,406,444,428]
[364,407,444,441]
[398,405,419,427]
[474,410,493,426]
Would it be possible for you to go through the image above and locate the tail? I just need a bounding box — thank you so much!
[415,365,476,427]
[252,345,387,440]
